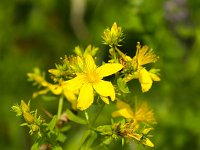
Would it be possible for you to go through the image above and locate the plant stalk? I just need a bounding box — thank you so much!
[57,95,64,119]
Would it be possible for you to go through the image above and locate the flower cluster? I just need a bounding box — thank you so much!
[12,22,160,149]
[117,42,160,92]
[102,22,123,47]
[11,100,43,135]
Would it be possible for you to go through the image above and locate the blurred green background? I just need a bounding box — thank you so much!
[0,0,200,149]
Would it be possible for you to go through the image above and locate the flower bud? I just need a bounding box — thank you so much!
[102,22,123,47]
[20,100,30,113]
[23,111,35,124]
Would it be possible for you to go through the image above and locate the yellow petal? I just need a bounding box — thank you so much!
[134,102,156,124]
[124,55,132,61]
[77,83,94,110]
[135,42,159,67]
[48,69,60,76]
[77,56,84,71]
[138,68,152,92]
[116,100,132,110]
[141,137,154,147]
[149,72,160,81]
[112,100,134,118]
[128,133,142,141]
[93,80,115,101]
[64,75,85,91]
[48,84,62,95]
[112,108,133,118]
[84,55,97,72]
[63,90,77,110]
[142,128,154,135]
[97,63,123,78]
[111,22,118,34]
[100,96,109,104]
[32,89,49,98]
[74,46,83,56]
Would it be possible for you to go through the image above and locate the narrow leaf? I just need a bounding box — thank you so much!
[48,115,58,131]
[122,137,125,146]
[57,132,67,143]
[78,130,91,150]
[60,125,71,132]
[31,142,39,150]
[66,109,87,124]
[117,78,130,93]
[84,131,97,149]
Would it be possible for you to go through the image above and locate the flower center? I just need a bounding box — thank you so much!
[86,71,100,83]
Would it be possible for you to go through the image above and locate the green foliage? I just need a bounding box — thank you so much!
[66,109,87,125]
[117,78,130,94]
[1,0,200,150]
[12,101,68,149]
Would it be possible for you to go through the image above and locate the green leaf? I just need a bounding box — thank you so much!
[20,123,28,126]
[142,128,153,135]
[42,95,58,101]
[60,125,71,132]
[74,46,83,56]
[57,132,67,143]
[84,45,98,56]
[122,137,124,146]
[31,142,39,150]
[48,115,58,131]
[96,125,112,136]
[78,130,91,150]
[83,131,97,150]
[66,109,87,124]
[11,104,22,116]
[117,78,130,93]
[102,136,112,145]
[52,146,63,150]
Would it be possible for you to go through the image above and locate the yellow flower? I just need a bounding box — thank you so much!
[112,100,156,124]
[112,119,154,147]
[28,70,77,109]
[116,42,160,92]
[35,83,77,110]
[74,45,99,57]
[65,55,123,110]
[112,100,134,118]
[134,102,156,124]
[48,83,78,110]
[138,68,160,92]
[128,132,154,147]
[128,128,155,147]
[27,68,48,87]
[122,67,160,92]
[132,42,159,70]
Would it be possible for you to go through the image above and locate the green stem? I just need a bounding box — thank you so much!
[57,95,64,119]
[78,104,105,149]
[85,111,89,124]
[113,47,117,62]
[91,103,105,127]
[115,46,126,59]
